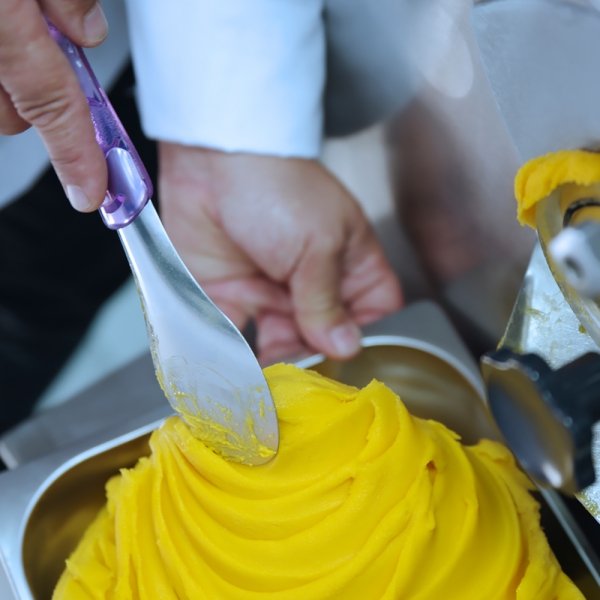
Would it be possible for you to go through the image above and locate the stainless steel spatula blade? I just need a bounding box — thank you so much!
[119,202,279,465]
[471,0,600,161]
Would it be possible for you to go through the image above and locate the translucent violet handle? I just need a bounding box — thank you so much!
[47,21,153,229]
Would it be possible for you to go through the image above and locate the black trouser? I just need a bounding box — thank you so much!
[0,64,158,434]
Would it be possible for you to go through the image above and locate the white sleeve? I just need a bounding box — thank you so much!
[125,0,325,158]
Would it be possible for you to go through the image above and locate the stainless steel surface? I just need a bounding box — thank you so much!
[118,201,278,464]
[550,223,600,299]
[0,554,17,600]
[0,354,169,470]
[539,488,600,589]
[481,350,579,493]
[0,421,162,600]
[474,0,600,495]
[1,302,598,598]
[537,191,600,350]
[501,242,598,370]
[483,344,600,505]
[472,0,600,162]
[388,0,534,347]
[533,192,600,518]
[498,236,600,518]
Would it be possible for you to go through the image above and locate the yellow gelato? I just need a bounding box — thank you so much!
[515,149,600,228]
[53,364,582,599]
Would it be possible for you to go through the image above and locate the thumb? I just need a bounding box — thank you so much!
[289,243,362,360]
[0,0,108,209]
[40,0,108,47]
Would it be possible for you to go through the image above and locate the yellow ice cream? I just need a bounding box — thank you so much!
[53,364,582,599]
[515,149,600,228]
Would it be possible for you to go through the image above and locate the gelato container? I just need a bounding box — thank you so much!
[0,302,598,599]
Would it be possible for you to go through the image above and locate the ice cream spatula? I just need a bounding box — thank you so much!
[48,22,279,465]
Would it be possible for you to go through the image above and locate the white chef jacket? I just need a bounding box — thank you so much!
[0,0,422,210]
[126,0,422,154]
[126,0,325,159]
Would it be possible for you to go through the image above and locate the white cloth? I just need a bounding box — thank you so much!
[0,0,130,209]
[125,0,424,155]
[125,0,326,159]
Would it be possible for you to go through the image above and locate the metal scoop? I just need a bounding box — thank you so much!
[48,23,278,465]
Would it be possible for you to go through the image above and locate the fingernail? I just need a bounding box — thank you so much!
[329,323,361,357]
[83,2,108,44]
[66,185,92,211]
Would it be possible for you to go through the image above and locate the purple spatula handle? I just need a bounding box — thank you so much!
[47,21,153,229]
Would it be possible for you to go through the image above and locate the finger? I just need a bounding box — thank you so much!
[290,239,362,360]
[202,277,293,323]
[0,83,29,135]
[39,0,108,47]
[340,243,403,325]
[256,313,309,366]
[0,0,108,210]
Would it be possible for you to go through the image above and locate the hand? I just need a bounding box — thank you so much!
[0,0,109,211]
[158,142,403,364]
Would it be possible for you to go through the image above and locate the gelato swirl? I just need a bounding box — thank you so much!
[53,363,582,599]
[515,149,600,228]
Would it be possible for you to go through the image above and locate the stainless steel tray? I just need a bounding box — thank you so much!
[0,302,597,599]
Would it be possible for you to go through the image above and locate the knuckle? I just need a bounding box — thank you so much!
[15,88,74,130]
[310,232,342,257]
[52,146,85,170]
[14,86,96,172]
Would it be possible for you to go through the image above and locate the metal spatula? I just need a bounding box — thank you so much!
[48,22,279,465]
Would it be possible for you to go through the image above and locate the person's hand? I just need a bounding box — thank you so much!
[158,142,403,364]
[0,0,109,211]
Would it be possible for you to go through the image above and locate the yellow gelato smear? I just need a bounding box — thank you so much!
[53,364,582,600]
[515,149,600,228]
